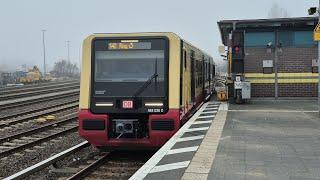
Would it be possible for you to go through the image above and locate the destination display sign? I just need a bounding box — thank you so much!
[108,42,151,50]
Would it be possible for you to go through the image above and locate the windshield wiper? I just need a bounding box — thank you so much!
[132,58,158,98]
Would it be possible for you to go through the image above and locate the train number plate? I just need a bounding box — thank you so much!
[122,100,133,109]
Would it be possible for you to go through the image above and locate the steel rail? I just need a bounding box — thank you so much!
[0,99,78,122]
[0,90,79,110]
[0,113,77,144]
[3,141,90,180]
[0,125,78,159]
[0,84,80,101]
[67,153,111,180]
[0,80,78,94]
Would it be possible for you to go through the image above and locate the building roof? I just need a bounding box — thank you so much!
[218,16,318,45]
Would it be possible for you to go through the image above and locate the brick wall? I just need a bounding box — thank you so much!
[251,84,275,97]
[278,47,317,73]
[244,48,273,73]
[279,83,317,97]
[244,47,318,97]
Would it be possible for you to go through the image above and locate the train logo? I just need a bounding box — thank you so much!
[122,100,133,109]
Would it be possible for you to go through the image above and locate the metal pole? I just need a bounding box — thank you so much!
[67,41,70,62]
[42,30,46,75]
[275,31,278,100]
[79,45,81,71]
[318,0,320,116]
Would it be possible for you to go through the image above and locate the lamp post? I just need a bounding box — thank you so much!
[42,30,46,75]
[309,2,320,116]
[66,40,70,62]
[318,0,320,116]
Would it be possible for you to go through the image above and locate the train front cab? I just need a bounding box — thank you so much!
[78,33,183,149]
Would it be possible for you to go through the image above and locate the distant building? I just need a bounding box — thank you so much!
[218,17,318,98]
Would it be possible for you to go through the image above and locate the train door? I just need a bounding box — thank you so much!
[190,50,195,103]
[180,44,187,118]
[202,56,205,99]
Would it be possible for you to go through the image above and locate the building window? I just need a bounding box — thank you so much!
[278,31,316,47]
[244,32,275,47]
[278,31,294,46]
[294,31,316,46]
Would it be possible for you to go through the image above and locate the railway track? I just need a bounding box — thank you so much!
[0,101,78,130]
[4,141,154,180]
[0,80,77,94]
[0,82,79,101]
[66,151,149,180]
[0,96,78,120]
[0,113,78,159]
[0,89,79,110]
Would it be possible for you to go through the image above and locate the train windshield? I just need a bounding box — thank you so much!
[92,38,167,97]
[95,50,165,82]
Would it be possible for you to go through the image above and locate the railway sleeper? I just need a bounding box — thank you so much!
[0,146,13,149]
[20,136,41,140]
[24,149,37,153]
[49,167,80,174]
[2,142,17,146]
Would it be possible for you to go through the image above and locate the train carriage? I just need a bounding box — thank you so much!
[78,32,215,149]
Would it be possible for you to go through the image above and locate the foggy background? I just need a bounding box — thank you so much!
[0,0,318,73]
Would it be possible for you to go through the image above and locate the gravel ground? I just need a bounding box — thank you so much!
[0,131,87,179]
[31,145,100,180]
[0,95,78,119]
[29,148,156,180]
[0,108,78,137]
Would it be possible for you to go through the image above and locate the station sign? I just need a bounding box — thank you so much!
[314,23,320,41]
[108,42,151,50]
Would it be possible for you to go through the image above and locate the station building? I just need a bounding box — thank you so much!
[218,17,318,98]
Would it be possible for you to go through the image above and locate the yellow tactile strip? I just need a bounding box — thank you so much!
[181,106,228,180]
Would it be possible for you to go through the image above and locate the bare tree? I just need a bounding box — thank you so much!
[215,59,228,76]
[268,3,289,18]
[51,59,79,78]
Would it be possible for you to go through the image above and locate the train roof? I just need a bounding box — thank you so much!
[90,32,213,61]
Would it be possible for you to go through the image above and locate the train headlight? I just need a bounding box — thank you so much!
[95,102,113,107]
[145,102,163,107]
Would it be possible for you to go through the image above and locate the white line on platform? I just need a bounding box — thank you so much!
[208,103,220,106]
[219,102,229,111]
[228,109,318,113]
[182,104,228,179]
[129,102,211,180]
[203,109,217,112]
[201,111,217,114]
[176,135,205,142]
[197,115,215,119]
[193,120,212,124]
[150,161,190,173]
[185,127,209,132]
[167,146,199,155]
[206,106,219,108]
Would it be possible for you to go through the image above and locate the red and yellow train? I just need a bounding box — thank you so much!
[78,32,215,149]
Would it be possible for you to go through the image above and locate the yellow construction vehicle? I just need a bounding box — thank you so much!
[18,66,51,84]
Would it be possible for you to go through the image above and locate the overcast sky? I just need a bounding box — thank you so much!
[0,0,317,72]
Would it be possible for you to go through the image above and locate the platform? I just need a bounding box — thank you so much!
[130,100,320,180]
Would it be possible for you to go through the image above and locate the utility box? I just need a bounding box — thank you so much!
[233,80,251,99]
[242,81,251,99]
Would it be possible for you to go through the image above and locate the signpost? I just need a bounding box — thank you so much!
[317,2,320,116]
[314,23,320,41]
[311,2,320,116]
